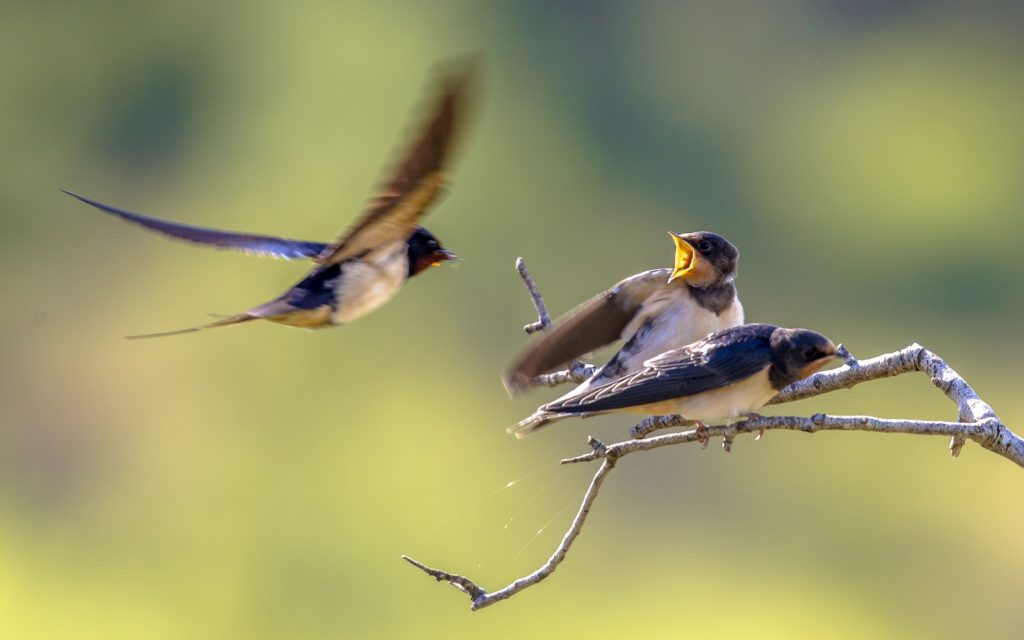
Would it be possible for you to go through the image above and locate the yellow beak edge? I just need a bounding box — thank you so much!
[669,233,697,282]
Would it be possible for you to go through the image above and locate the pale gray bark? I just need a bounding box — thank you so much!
[404,258,1022,611]
[515,257,552,334]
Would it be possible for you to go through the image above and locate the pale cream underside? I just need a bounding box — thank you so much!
[622,288,743,365]
[612,286,742,369]
[557,287,744,401]
[331,241,409,324]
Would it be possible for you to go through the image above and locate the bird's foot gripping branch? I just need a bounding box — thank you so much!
[403,258,1023,611]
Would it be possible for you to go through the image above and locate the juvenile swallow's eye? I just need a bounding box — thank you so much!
[803,348,819,361]
[697,240,713,253]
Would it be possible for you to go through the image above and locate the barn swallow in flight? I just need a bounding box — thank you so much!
[63,61,474,338]
[508,323,838,438]
[505,231,743,394]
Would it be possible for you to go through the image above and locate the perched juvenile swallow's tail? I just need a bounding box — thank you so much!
[125,313,256,339]
[506,410,569,439]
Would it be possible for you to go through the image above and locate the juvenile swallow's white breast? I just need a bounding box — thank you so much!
[613,288,743,374]
[558,289,743,401]
[331,242,408,324]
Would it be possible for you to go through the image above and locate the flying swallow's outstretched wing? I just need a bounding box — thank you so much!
[62,190,327,260]
[315,60,474,267]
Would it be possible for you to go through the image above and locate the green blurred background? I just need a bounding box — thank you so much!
[2,1,1023,637]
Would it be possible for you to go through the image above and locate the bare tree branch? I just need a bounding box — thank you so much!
[404,259,1022,611]
[515,257,552,334]
[403,451,616,611]
[529,362,597,387]
[513,257,594,378]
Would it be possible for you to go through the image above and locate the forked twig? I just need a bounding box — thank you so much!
[516,257,552,334]
[404,259,1021,610]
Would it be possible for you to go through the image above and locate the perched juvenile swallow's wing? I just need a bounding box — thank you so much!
[62,190,326,260]
[504,269,671,393]
[316,62,474,267]
[546,324,776,414]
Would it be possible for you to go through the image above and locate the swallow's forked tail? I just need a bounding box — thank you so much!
[125,312,256,339]
[506,410,568,439]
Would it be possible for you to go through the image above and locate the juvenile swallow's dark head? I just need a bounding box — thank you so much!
[768,328,839,389]
[407,226,457,277]
[667,231,739,288]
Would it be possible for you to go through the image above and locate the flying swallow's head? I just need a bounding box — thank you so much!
[769,328,839,387]
[667,231,739,288]
[407,227,458,277]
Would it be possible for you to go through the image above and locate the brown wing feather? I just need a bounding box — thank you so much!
[316,60,475,266]
[503,269,670,393]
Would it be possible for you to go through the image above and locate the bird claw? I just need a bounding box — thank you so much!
[695,421,709,448]
[743,413,765,440]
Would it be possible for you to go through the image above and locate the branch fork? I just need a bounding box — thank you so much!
[404,258,1022,610]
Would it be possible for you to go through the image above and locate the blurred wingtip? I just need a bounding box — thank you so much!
[60,189,104,211]
[436,52,482,82]
[433,53,481,119]
[502,371,530,398]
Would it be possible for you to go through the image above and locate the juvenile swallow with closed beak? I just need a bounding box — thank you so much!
[508,323,838,438]
[505,231,743,394]
[63,61,474,338]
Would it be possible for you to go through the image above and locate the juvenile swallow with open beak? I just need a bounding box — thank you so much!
[508,323,838,438]
[505,231,743,394]
[63,61,474,338]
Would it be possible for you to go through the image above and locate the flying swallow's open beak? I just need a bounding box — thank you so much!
[668,233,698,282]
[431,248,459,267]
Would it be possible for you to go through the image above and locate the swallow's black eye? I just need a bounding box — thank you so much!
[803,348,819,361]
[697,240,713,253]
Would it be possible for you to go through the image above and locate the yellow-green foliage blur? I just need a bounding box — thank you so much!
[2,1,1023,638]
